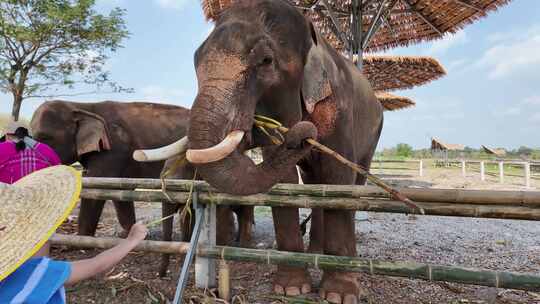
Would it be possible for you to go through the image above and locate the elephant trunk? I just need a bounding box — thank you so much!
[188,86,313,195]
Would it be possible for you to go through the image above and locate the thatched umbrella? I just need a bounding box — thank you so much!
[375,92,415,111]
[201,0,513,68]
[363,55,446,91]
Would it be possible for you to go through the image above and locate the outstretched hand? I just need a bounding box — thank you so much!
[126,222,148,243]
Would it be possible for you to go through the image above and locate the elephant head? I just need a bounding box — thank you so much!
[30,101,112,165]
[183,0,336,195]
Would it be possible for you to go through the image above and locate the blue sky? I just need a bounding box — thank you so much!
[1,0,539,150]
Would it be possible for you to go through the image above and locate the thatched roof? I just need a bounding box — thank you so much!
[431,137,464,151]
[201,0,512,52]
[363,55,446,91]
[375,92,415,111]
[481,145,507,157]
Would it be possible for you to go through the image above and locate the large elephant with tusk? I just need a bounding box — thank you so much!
[136,0,383,303]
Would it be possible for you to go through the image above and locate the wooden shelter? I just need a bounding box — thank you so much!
[375,92,415,111]
[363,55,446,91]
[201,0,513,69]
[431,137,464,164]
[481,145,507,157]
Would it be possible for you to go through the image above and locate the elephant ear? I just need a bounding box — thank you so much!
[74,110,112,157]
[301,23,333,114]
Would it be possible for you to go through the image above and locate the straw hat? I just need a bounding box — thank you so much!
[0,165,81,281]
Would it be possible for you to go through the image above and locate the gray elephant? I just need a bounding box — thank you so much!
[140,0,383,303]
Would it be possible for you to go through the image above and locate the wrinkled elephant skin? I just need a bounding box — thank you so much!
[185,0,384,302]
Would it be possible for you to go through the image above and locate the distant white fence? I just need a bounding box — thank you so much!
[372,159,538,188]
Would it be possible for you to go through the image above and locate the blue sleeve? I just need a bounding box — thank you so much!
[0,257,72,304]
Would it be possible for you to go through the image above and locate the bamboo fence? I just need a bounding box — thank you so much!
[49,234,540,292]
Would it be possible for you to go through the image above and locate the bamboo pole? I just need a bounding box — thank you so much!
[419,160,424,177]
[82,178,540,206]
[198,246,540,292]
[49,234,191,254]
[462,160,466,177]
[80,188,540,221]
[49,234,540,292]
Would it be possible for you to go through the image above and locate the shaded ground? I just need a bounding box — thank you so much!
[52,165,540,303]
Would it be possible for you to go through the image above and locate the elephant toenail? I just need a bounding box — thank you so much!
[326,292,342,304]
[274,284,285,295]
[344,294,358,304]
[301,283,311,294]
[285,287,300,296]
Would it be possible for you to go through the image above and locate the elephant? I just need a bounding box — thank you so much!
[146,0,383,303]
[30,100,255,276]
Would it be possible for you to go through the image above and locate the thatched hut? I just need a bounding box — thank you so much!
[481,145,507,157]
[431,137,464,164]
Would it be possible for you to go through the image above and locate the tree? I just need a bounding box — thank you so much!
[396,143,413,158]
[0,0,130,120]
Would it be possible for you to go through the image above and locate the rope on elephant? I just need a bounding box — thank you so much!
[254,115,425,215]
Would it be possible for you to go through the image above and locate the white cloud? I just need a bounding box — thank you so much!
[523,95,540,106]
[530,112,540,123]
[425,30,468,55]
[492,106,521,118]
[140,85,188,105]
[446,59,468,73]
[477,25,540,79]
[155,0,189,10]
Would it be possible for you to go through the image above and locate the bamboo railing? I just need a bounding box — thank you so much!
[81,178,540,221]
[49,234,540,292]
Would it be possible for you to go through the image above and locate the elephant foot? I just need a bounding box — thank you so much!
[320,271,366,304]
[273,266,311,296]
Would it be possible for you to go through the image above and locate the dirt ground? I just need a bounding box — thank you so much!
[52,165,540,303]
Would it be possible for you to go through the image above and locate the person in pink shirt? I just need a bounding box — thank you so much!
[0,120,61,184]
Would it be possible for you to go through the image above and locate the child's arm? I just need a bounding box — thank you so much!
[65,223,148,285]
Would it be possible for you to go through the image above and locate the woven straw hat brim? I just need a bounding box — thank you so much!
[0,165,81,281]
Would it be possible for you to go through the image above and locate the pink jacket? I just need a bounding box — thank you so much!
[0,141,61,184]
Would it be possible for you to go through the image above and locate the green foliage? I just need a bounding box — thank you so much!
[0,0,130,119]
[395,143,413,158]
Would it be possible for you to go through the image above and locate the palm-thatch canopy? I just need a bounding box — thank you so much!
[431,137,464,151]
[201,0,512,52]
[375,92,415,111]
[481,145,507,157]
[363,55,445,91]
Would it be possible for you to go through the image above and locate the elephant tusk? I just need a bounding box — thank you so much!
[186,130,245,164]
[133,136,188,162]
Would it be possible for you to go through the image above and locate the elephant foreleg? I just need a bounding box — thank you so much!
[234,206,254,247]
[112,200,136,236]
[78,198,106,236]
[270,164,311,296]
[159,202,180,277]
[307,208,324,254]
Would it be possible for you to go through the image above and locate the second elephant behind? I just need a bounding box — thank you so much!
[30,100,254,276]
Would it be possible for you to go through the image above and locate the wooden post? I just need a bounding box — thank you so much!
[499,162,504,184]
[480,161,485,181]
[419,160,424,177]
[195,203,217,289]
[462,160,466,177]
[525,162,531,188]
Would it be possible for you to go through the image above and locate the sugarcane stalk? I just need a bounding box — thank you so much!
[79,188,540,221]
[82,177,540,206]
[254,118,424,214]
[200,246,540,292]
